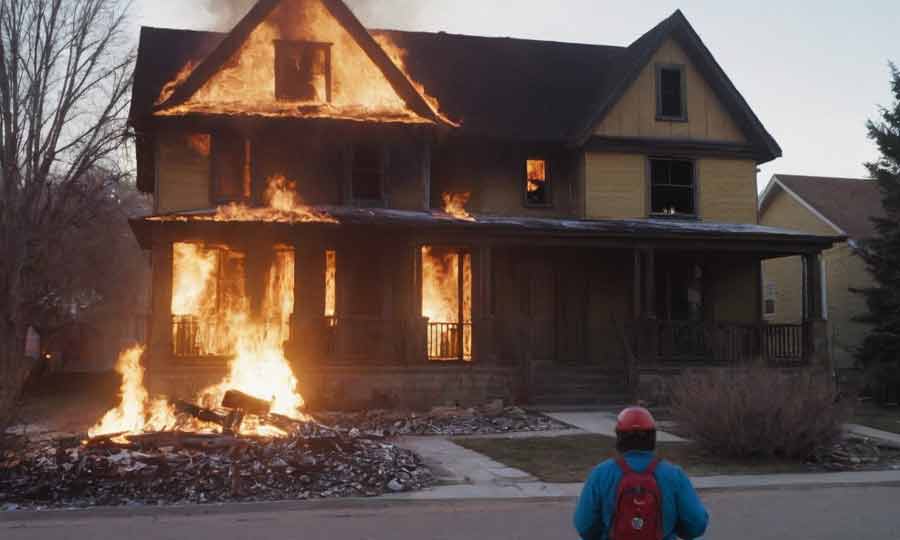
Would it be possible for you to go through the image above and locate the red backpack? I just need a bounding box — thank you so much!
[611,457,663,540]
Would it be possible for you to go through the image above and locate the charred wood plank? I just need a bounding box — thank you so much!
[222,390,272,415]
[175,400,244,433]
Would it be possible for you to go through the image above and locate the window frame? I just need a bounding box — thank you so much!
[646,156,698,218]
[349,142,386,205]
[763,281,777,319]
[655,63,688,122]
[523,157,553,208]
[210,132,252,204]
[273,40,333,103]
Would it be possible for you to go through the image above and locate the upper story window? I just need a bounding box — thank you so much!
[351,143,384,202]
[650,158,695,216]
[212,133,251,203]
[525,158,551,206]
[274,40,331,102]
[656,64,686,120]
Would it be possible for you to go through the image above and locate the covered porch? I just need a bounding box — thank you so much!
[132,208,840,408]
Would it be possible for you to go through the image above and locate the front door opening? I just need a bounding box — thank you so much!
[422,246,472,361]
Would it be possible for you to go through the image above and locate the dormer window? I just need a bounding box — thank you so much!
[274,40,331,102]
[656,64,686,120]
[525,158,551,206]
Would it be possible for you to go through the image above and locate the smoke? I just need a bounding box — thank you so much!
[201,0,420,31]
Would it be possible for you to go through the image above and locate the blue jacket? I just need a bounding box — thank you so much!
[573,451,709,540]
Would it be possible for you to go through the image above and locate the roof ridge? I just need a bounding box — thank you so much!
[775,174,872,183]
[370,28,627,49]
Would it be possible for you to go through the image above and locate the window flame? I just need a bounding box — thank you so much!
[422,246,472,361]
[441,192,475,221]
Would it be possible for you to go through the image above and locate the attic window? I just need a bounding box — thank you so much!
[656,64,686,120]
[650,158,695,216]
[274,40,331,102]
[525,159,551,206]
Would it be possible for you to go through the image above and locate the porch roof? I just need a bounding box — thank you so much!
[131,205,842,254]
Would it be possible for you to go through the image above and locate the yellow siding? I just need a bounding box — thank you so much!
[698,158,758,224]
[157,133,210,213]
[593,39,746,143]
[759,186,838,236]
[584,152,646,219]
[713,260,760,323]
[825,244,872,369]
[763,255,804,324]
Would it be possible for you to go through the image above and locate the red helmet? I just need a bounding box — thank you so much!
[615,406,656,432]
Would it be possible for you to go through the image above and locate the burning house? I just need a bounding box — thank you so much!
[128,0,840,410]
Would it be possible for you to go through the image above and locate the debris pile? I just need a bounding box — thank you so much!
[318,400,569,437]
[813,437,900,471]
[0,419,432,509]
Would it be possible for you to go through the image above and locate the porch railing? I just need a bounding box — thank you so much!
[628,320,806,366]
[171,315,290,357]
[426,322,472,361]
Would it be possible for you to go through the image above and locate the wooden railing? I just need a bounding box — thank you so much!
[171,315,290,357]
[426,322,472,361]
[628,320,806,366]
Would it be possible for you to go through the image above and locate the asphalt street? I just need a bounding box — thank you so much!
[2,485,898,539]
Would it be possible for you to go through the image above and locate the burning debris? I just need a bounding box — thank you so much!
[0,422,432,509]
[441,191,475,222]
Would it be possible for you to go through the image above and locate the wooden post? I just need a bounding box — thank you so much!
[149,240,174,373]
[802,252,831,371]
[473,245,495,364]
[457,249,465,361]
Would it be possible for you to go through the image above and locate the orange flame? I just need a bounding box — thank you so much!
[88,346,175,439]
[212,175,339,224]
[325,250,336,318]
[155,1,435,125]
[422,246,472,361]
[156,60,198,106]
[374,34,460,127]
[441,192,475,221]
[526,159,546,193]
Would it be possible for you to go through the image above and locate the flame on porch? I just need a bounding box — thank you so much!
[422,246,472,361]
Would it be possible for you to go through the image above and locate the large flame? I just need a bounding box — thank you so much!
[156,60,198,106]
[155,0,434,125]
[88,346,175,438]
[422,246,472,361]
[441,192,475,221]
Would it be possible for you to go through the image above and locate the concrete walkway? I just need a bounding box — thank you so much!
[845,423,900,448]
[541,410,688,442]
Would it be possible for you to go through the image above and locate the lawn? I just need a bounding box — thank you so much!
[454,435,814,483]
[853,404,900,435]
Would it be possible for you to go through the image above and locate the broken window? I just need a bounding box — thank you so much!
[351,143,384,202]
[650,158,695,216]
[657,64,686,119]
[525,159,550,206]
[274,40,331,102]
[212,133,251,202]
[422,246,472,361]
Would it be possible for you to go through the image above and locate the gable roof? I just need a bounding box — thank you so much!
[153,0,439,123]
[130,7,780,160]
[574,10,780,160]
[759,174,885,240]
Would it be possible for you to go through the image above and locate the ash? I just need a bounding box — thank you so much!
[318,401,570,437]
[0,422,432,510]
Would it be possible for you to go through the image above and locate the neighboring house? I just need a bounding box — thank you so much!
[759,174,884,370]
[128,0,839,408]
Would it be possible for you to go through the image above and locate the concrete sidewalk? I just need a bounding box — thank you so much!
[541,410,688,442]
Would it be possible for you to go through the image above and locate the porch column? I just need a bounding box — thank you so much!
[633,247,658,366]
[406,242,427,364]
[802,252,831,371]
[473,245,495,363]
[291,242,326,366]
[149,240,173,371]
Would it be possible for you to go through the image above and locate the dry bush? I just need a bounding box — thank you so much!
[670,368,850,460]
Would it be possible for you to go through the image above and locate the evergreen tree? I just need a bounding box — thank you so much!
[857,63,900,368]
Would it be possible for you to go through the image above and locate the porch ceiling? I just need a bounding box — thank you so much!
[130,206,843,255]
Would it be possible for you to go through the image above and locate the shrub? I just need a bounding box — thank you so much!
[669,368,850,460]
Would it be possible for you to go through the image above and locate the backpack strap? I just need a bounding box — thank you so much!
[615,457,632,474]
[645,457,661,475]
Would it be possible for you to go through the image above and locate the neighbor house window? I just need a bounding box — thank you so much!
[351,143,384,202]
[650,158,695,216]
[525,158,550,206]
[274,40,331,102]
[656,64,686,120]
[764,281,777,318]
[212,133,251,202]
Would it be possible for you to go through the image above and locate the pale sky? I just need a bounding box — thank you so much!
[132,0,899,191]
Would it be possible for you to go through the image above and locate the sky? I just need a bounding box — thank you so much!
[132,0,899,191]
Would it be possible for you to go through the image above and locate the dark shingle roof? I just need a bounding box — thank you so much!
[129,8,780,161]
[772,174,885,240]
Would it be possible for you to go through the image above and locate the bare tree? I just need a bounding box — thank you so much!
[0,0,135,425]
